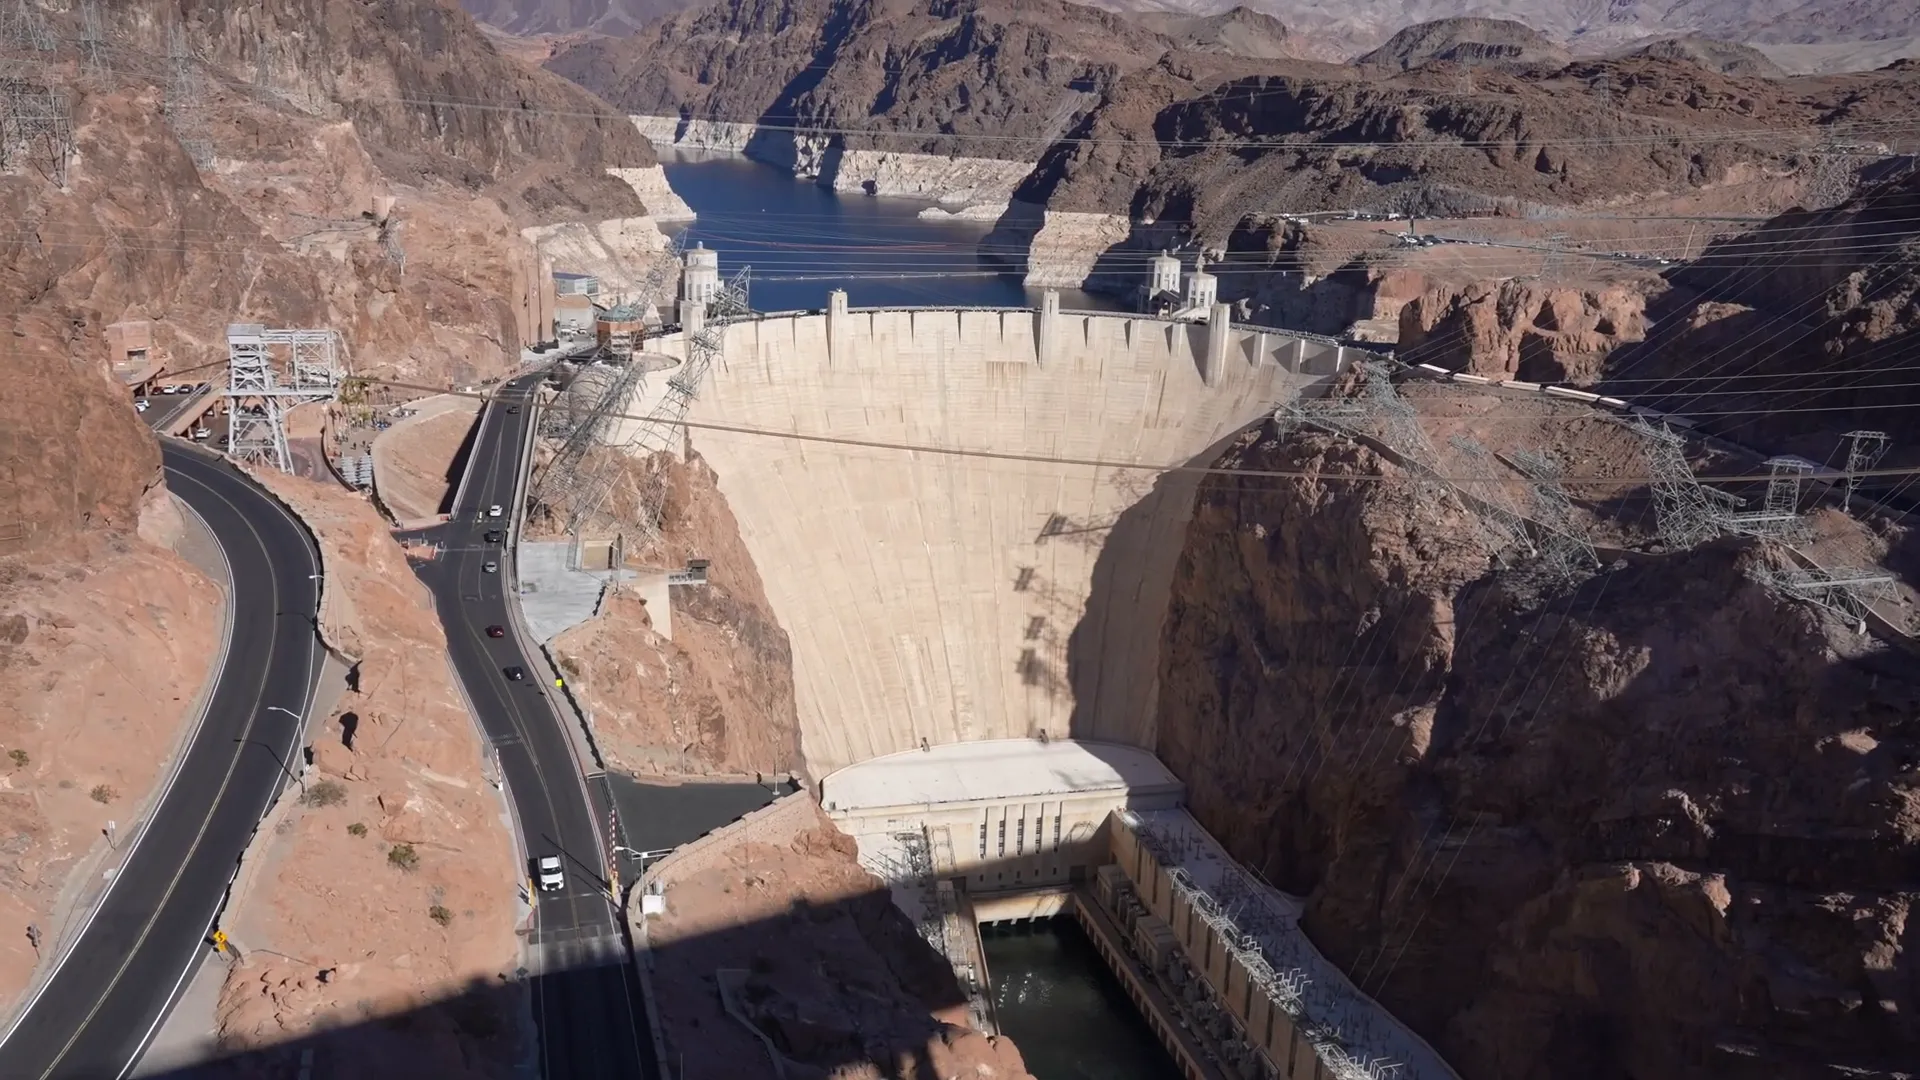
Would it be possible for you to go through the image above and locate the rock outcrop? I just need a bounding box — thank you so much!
[1154,409,1920,1080]
[1627,34,1788,77]
[1398,278,1651,383]
[1355,17,1572,72]
[551,453,802,778]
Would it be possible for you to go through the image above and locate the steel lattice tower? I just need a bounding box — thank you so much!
[223,324,343,473]
[564,265,753,540]
[1508,447,1599,582]
[1842,430,1890,500]
[1630,417,1722,548]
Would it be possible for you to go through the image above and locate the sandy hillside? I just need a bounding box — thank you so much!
[0,491,222,1016]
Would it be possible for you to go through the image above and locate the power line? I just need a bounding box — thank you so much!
[354,375,1920,487]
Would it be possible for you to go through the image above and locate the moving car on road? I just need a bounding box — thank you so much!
[486,625,505,638]
[504,665,526,681]
[482,560,498,573]
[483,530,502,543]
[536,855,564,892]
[487,504,503,518]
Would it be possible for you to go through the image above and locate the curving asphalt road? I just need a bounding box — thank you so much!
[406,370,653,1080]
[0,444,324,1080]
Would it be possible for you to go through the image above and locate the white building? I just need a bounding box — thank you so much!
[820,737,1183,894]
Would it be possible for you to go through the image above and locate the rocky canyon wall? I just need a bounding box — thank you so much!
[1152,418,1920,1080]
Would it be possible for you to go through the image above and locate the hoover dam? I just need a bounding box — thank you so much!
[627,294,1356,776]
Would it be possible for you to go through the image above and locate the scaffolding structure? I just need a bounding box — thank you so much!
[1843,430,1891,500]
[223,324,343,473]
[0,80,70,186]
[1506,447,1600,582]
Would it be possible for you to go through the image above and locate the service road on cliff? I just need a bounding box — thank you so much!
[405,369,653,1080]
[0,444,324,1080]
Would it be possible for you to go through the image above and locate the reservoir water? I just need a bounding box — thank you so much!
[659,150,1115,313]
[983,919,1182,1080]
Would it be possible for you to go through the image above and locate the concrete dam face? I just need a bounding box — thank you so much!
[629,303,1348,777]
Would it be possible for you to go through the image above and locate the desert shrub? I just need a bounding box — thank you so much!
[347,822,368,837]
[428,905,453,927]
[89,784,116,804]
[388,843,419,872]
[301,779,347,808]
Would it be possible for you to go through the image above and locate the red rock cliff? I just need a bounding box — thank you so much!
[1154,420,1920,1080]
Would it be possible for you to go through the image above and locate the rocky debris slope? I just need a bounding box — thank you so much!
[1153,387,1920,1079]
[1355,17,1572,72]
[550,452,802,778]
[0,502,221,1013]
[642,795,1033,1080]
[214,469,520,1076]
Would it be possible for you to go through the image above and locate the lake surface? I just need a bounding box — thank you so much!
[983,918,1182,1080]
[659,151,1114,313]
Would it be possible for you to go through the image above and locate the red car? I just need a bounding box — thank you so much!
[486,625,506,638]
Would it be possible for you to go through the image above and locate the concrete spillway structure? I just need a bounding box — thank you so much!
[627,297,1357,776]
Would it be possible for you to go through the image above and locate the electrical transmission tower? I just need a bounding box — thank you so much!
[0,81,71,187]
[1753,563,1896,630]
[1631,417,1730,549]
[1842,430,1890,500]
[1,0,55,52]
[165,23,213,168]
[564,265,753,543]
[1446,434,1534,558]
[79,0,109,79]
[223,324,343,473]
[1507,447,1599,582]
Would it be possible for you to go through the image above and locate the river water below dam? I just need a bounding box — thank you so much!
[659,150,1115,313]
[983,918,1182,1080]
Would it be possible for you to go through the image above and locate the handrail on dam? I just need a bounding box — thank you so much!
[654,302,1376,357]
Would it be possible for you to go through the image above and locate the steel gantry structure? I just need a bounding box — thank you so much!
[224,323,343,473]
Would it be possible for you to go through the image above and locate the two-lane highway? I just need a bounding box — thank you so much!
[0,445,324,1079]
[408,370,652,1079]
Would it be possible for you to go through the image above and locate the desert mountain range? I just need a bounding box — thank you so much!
[467,0,1920,71]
